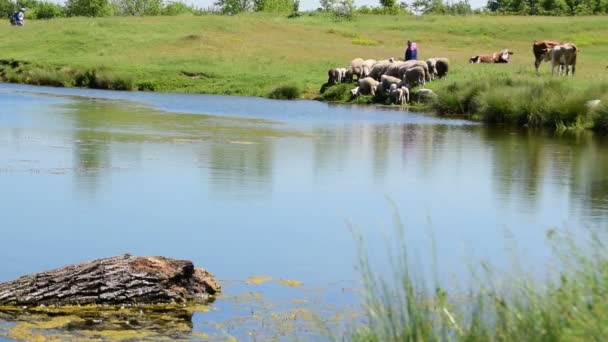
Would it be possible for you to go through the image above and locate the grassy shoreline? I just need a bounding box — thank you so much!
[1,14,608,129]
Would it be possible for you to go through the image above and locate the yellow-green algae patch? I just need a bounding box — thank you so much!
[278,279,303,287]
[245,275,273,285]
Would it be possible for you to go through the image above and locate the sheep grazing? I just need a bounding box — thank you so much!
[367,59,397,80]
[327,67,347,85]
[426,58,438,80]
[389,84,409,105]
[414,88,436,102]
[348,58,367,81]
[398,60,431,82]
[404,66,426,88]
[351,77,380,97]
[380,74,403,92]
[435,58,449,78]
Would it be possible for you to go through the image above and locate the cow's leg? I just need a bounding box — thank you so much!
[571,64,575,77]
[534,57,541,72]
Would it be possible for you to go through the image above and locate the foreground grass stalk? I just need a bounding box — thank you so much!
[349,216,608,341]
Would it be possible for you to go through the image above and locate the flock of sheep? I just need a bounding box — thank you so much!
[327,57,449,104]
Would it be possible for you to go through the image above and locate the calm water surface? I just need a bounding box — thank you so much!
[1,83,608,340]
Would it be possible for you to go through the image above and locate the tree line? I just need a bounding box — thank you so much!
[0,0,606,20]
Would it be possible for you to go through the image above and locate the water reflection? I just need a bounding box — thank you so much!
[2,84,608,338]
[207,139,274,199]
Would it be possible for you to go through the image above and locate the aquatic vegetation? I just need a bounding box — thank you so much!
[348,213,608,341]
[245,275,274,285]
[278,279,303,287]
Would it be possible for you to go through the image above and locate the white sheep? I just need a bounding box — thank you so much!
[426,58,438,80]
[381,75,403,93]
[327,68,343,85]
[404,66,426,88]
[351,77,380,97]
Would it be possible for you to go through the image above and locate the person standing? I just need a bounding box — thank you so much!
[404,40,418,61]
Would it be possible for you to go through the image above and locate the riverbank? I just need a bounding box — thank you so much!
[1,14,608,129]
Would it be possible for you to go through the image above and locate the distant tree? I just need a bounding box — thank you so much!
[448,0,472,14]
[65,0,112,16]
[320,0,355,18]
[410,0,431,14]
[539,0,569,14]
[319,0,334,10]
[380,0,397,8]
[0,0,15,18]
[215,0,251,13]
[113,0,163,15]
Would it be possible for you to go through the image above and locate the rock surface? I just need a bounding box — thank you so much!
[0,254,220,305]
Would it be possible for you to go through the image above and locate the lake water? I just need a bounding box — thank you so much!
[1,83,608,340]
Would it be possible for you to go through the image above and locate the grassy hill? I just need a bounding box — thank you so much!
[1,14,607,96]
[1,13,608,129]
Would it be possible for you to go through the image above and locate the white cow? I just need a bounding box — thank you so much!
[543,43,578,77]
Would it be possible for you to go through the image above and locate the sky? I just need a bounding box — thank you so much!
[45,0,487,11]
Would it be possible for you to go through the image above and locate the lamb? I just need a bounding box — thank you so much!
[350,77,381,97]
[403,66,426,88]
[389,84,409,105]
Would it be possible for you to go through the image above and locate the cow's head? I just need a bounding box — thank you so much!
[541,48,552,62]
[499,49,513,63]
[469,56,480,64]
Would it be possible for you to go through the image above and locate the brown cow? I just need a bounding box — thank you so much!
[533,40,565,72]
[469,49,513,64]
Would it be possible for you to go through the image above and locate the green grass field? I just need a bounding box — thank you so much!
[1,14,608,127]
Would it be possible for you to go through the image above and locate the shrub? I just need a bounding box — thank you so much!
[214,0,250,14]
[66,0,112,16]
[592,102,608,133]
[253,0,294,12]
[319,83,352,102]
[26,67,75,87]
[268,84,301,99]
[0,0,15,18]
[113,0,163,15]
[34,2,66,19]
[162,1,194,15]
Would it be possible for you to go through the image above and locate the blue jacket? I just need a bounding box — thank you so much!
[405,42,418,61]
